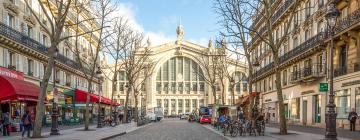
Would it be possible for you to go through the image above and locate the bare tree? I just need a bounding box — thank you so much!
[118,31,151,123]
[215,0,303,134]
[196,39,224,121]
[24,0,101,136]
[102,17,133,122]
[68,0,116,130]
[132,62,154,122]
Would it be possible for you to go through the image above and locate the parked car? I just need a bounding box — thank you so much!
[146,113,157,122]
[199,115,212,124]
[180,113,189,120]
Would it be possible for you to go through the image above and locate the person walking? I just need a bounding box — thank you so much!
[2,112,10,136]
[348,108,358,131]
[22,111,32,138]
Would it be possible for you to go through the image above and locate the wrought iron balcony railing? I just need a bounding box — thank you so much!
[253,32,327,79]
[0,22,91,73]
[334,67,347,77]
[290,64,325,83]
[335,8,360,33]
[271,0,294,23]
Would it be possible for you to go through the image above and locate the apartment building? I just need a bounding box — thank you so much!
[251,0,360,128]
[0,0,104,125]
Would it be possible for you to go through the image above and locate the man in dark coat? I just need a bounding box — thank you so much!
[348,108,358,131]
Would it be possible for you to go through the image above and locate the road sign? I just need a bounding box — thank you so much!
[319,83,328,92]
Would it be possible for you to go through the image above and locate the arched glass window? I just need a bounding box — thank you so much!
[156,57,204,94]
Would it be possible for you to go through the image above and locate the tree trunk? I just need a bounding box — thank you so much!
[123,86,131,123]
[110,77,117,121]
[221,81,225,105]
[246,55,253,120]
[231,84,235,105]
[134,94,138,122]
[84,81,93,130]
[211,85,217,124]
[274,56,287,135]
[32,46,57,138]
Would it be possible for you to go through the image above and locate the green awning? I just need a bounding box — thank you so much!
[63,89,74,96]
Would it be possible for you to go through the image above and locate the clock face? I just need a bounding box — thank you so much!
[177,73,183,82]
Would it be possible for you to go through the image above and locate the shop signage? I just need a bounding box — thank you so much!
[0,67,24,80]
[75,104,93,107]
[319,83,328,92]
[342,80,360,87]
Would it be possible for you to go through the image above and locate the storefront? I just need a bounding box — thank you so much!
[0,67,40,132]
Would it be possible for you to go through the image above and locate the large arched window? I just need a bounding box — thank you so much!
[156,57,205,94]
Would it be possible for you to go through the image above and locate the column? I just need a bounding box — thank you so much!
[175,99,178,115]
[196,99,199,109]
[182,99,186,113]
[161,99,164,113]
[168,99,171,116]
[190,99,193,112]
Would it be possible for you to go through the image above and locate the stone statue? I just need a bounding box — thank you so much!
[147,37,151,47]
[176,25,184,40]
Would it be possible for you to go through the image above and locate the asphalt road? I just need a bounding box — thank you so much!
[110,118,227,140]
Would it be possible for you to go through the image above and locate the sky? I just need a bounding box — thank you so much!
[115,0,221,46]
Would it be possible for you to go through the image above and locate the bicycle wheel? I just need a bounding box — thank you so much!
[230,126,238,137]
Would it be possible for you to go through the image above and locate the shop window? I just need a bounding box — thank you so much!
[355,88,360,114]
[335,89,351,118]
[290,98,300,120]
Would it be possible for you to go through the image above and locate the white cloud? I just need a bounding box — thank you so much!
[111,2,210,47]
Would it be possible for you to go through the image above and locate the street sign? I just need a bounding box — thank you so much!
[319,83,328,92]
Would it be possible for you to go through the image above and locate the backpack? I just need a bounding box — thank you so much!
[24,115,31,125]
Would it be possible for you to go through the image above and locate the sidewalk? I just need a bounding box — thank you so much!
[1,122,147,140]
[201,124,352,140]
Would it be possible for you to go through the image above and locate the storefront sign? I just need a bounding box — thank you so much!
[75,104,93,107]
[0,67,24,80]
[342,80,360,87]
[301,90,314,95]
[319,83,328,92]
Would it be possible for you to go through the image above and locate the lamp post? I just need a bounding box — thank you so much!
[325,1,340,140]
[50,48,60,135]
[96,66,103,128]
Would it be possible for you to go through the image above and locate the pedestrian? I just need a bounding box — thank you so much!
[118,113,124,123]
[2,112,10,136]
[238,110,245,123]
[348,108,358,131]
[22,111,32,138]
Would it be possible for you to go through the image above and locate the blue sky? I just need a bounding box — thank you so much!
[117,0,220,46]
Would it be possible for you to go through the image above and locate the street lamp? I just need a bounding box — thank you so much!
[325,1,340,140]
[96,66,103,128]
[50,48,60,135]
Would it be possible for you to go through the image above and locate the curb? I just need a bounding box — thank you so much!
[100,132,126,140]
[99,122,154,140]
[199,124,231,140]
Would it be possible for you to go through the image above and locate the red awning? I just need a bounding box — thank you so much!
[75,89,99,103]
[0,76,40,102]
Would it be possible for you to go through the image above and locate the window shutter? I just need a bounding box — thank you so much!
[3,11,7,24]
[23,57,28,74]
[34,60,39,77]
[39,63,44,79]
[15,54,20,71]
[18,55,23,72]
[0,47,3,67]
[60,71,64,84]
[15,17,20,31]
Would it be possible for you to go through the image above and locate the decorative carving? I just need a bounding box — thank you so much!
[23,15,36,26]
[3,2,19,15]
[176,25,184,41]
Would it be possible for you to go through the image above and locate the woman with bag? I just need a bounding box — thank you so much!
[22,111,32,138]
[2,112,10,136]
